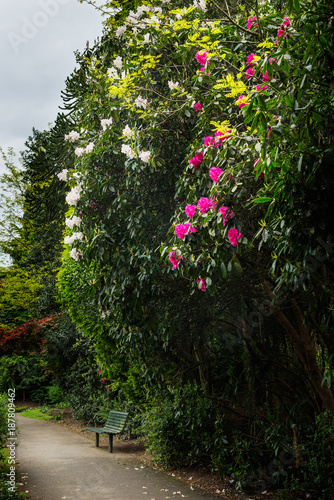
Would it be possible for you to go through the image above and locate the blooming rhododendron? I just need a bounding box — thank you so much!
[278,17,291,37]
[121,144,136,158]
[69,248,83,261]
[246,67,255,80]
[66,185,82,206]
[122,125,134,138]
[74,147,85,157]
[204,136,216,147]
[194,102,202,112]
[57,169,68,181]
[139,150,151,163]
[215,130,231,142]
[262,71,270,83]
[256,84,267,92]
[175,223,197,239]
[66,216,81,229]
[168,251,183,269]
[209,167,223,183]
[101,118,113,131]
[197,278,206,292]
[228,228,243,246]
[135,95,148,108]
[189,152,204,169]
[85,142,94,154]
[113,56,122,69]
[218,206,234,226]
[247,15,257,29]
[197,197,213,213]
[236,95,250,108]
[247,53,259,65]
[196,50,208,65]
[65,130,80,142]
[185,204,197,219]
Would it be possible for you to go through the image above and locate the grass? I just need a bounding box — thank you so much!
[19,408,54,420]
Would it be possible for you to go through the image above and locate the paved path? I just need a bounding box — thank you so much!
[16,415,218,500]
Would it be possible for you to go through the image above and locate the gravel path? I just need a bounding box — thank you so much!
[16,414,218,500]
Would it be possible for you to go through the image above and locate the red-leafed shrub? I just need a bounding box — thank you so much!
[0,315,57,355]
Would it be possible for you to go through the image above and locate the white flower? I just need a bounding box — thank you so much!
[101,310,111,318]
[66,184,82,206]
[135,95,148,109]
[70,248,83,261]
[137,5,150,14]
[57,169,68,181]
[65,216,81,229]
[142,33,150,44]
[146,14,160,25]
[168,80,180,90]
[65,232,83,246]
[114,56,122,69]
[121,144,136,159]
[74,147,85,157]
[122,125,134,138]
[153,6,163,14]
[85,142,94,153]
[139,150,151,163]
[101,118,113,131]
[65,130,80,142]
[107,67,118,79]
[115,25,126,37]
[194,0,207,11]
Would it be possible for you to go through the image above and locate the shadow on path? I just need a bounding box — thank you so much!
[16,414,218,500]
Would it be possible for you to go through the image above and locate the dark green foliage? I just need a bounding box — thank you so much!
[143,383,216,468]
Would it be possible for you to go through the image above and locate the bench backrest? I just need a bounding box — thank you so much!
[104,410,128,433]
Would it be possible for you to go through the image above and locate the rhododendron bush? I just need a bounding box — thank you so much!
[52,0,334,486]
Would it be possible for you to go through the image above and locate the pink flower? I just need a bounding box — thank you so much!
[101,378,107,384]
[209,167,223,183]
[185,204,197,219]
[99,369,103,374]
[189,152,204,169]
[200,66,211,75]
[197,197,213,213]
[277,19,291,38]
[218,206,234,226]
[277,27,285,37]
[247,53,257,65]
[236,95,249,108]
[204,136,217,147]
[247,15,257,29]
[175,223,197,239]
[228,228,243,246]
[196,50,208,65]
[282,17,291,27]
[262,71,270,82]
[246,67,255,80]
[269,58,277,64]
[194,102,202,112]
[215,130,231,142]
[256,84,267,92]
[168,251,183,269]
[197,278,206,292]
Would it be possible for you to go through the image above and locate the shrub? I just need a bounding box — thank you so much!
[143,383,215,468]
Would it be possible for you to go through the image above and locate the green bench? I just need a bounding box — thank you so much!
[86,410,128,453]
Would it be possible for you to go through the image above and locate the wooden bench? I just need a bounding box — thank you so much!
[86,410,128,453]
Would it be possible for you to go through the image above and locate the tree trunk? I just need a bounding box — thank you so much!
[263,281,334,414]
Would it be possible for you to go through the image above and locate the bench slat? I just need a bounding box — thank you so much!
[86,410,129,453]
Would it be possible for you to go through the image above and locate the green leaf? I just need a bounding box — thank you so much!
[252,197,272,204]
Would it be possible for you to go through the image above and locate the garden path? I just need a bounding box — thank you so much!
[16,414,218,500]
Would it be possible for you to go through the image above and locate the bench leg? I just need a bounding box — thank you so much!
[95,433,99,447]
[108,434,113,453]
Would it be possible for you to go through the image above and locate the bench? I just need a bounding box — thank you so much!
[86,410,128,453]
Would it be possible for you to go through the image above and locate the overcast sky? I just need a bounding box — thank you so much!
[0,0,107,174]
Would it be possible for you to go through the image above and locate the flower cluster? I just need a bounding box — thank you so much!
[66,184,82,206]
[65,130,80,142]
[188,152,204,169]
[277,17,291,38]
[69,248,83,261]
[64,232,84,246]
[135,95,148,109]
[57,169,68,182]
[168,251,183,269]
[228,228,243,246]
[101,118,113,131]
[65,216,81,229]
[175,223,197,239]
